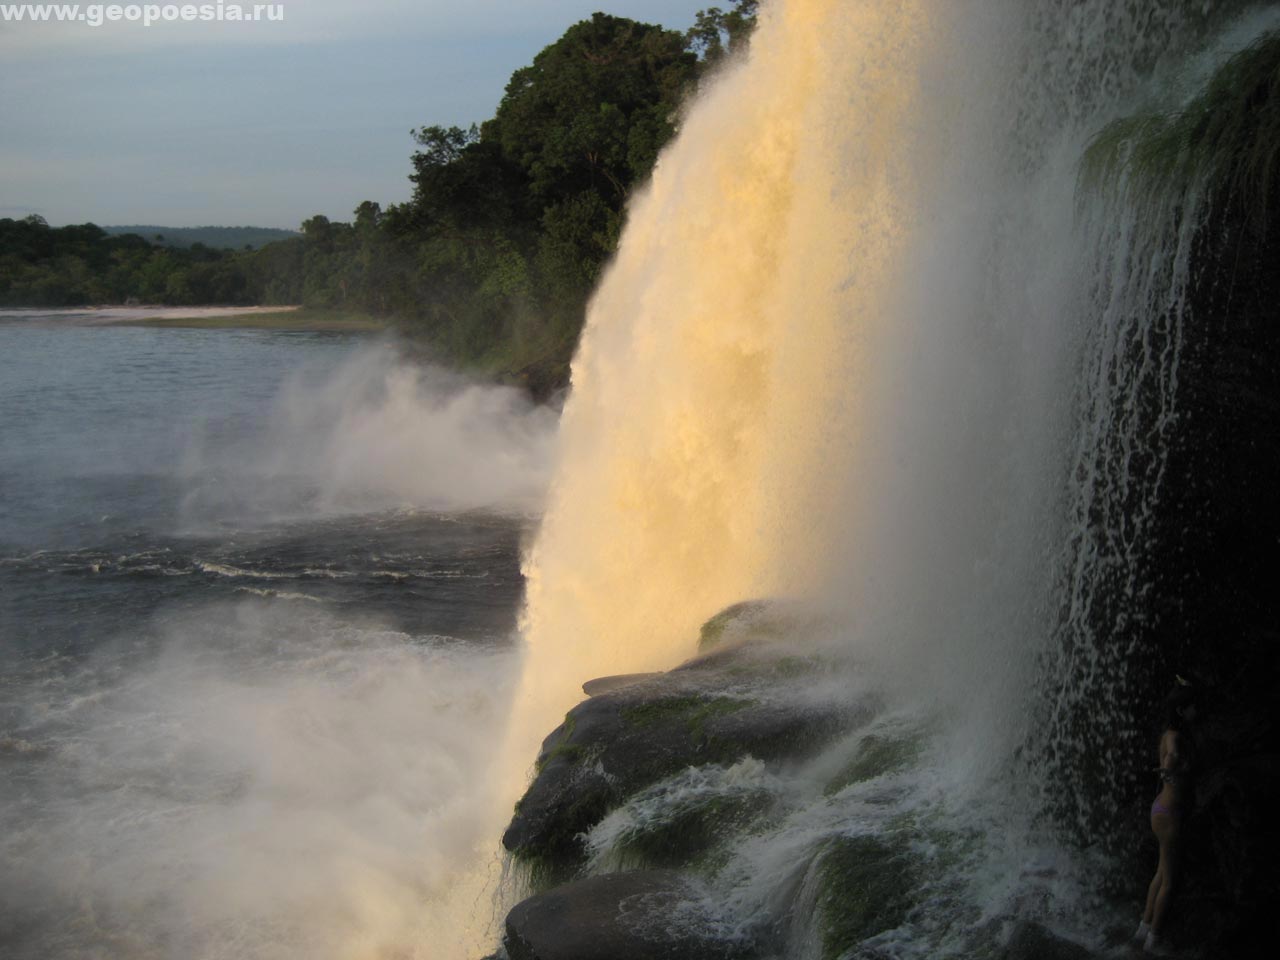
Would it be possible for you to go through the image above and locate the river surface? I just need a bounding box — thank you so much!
[0,313,550,958]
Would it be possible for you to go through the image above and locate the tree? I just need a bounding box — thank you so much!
[354,200,382,233]
[485,13,698,214]
[411,124,478,168]
[686,1,759,65]
[301,214,334,250]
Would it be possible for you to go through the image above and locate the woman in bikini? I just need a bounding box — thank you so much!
[1136,682,1196,954]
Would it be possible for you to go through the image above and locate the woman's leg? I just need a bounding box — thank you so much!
[1143,861,1162,925]
[1142,809,1165,925]
[1150,815,1181,935]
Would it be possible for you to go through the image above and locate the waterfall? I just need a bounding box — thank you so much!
[519,0,924,717]
[519,0,1239,737]
[1036,4,1280,844]
[501,0,1280,954]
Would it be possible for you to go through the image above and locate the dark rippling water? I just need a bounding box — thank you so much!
[0,314,550,958]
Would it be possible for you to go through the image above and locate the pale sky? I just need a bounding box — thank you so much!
[0,1,710,228]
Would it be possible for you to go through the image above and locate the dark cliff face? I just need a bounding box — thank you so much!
[1058,34,1280,952]
[1140,167,1280,948]
[498,33,1280,957]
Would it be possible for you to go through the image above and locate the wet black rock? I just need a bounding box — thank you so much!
[814,833,919,960]
[503,624,869,882]
[1000,922,1096,960]
[1044,33,1280,955]
[504,870,745,960]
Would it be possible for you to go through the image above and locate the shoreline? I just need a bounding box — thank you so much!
[0,305,390,333]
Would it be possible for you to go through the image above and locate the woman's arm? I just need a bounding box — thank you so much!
[1159,730,1184,780]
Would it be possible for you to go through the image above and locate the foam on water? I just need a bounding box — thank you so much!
[0,327,538,959]
[1,601,522,960]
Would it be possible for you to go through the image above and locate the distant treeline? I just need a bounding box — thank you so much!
[0,217,263,306]
[102,225,300,250]
[0,3,756,395]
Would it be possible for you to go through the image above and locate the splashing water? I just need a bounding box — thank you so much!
[520,0,925,719]
[508,0,1280,955]
[0,330,543,960]
[179,344,558,525]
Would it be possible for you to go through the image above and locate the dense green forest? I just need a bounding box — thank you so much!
[0,217,258,306]
[101,225,300,250]
[0,3,756,395]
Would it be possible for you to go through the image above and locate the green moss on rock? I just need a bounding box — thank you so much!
[695,598,822,651]
[699,600,780,649]
[1082,29,1280,228]
[610,787,776,869]
[622,694,752,739]
[510,782,616,890]
[504,640,865,883]
[816,834,920,960]
[824,729,925,796]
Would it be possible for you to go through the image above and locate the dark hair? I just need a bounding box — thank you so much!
[1164,684,1197,730]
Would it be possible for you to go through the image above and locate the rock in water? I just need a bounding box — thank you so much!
[581,673,662,696]
[504,871,741,960]
[503,626,869,880]
[1000,922,1096,960]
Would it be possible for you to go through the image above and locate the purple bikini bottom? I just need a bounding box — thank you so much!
[1151,798,1177,817]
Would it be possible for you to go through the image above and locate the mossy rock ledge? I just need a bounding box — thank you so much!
[502,632,870,885]
[504,870,747,960]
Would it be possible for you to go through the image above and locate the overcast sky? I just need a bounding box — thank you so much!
[0,1,709,228]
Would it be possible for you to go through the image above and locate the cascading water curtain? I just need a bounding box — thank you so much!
[502,0,1280,953]
[1033,3,1280,860]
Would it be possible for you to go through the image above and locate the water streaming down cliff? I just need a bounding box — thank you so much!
[506,0,1279,955]
[520,0,923,729]
[520,0,1244,772]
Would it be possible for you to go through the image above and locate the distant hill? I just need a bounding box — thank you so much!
[102,225,300,250]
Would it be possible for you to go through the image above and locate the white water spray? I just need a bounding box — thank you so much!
[520,0,927,722]
[503,0,1279,954]
[519,0,1278,768]
[179,345,557,525]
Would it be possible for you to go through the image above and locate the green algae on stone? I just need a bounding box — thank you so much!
[534,712,587,774]
[816,833,920,960]
[504,641,864,885]
[697,598,813,651]
[609,787,776,870]
[824,728,926,796]
[621,694,751,738]
[509,781,616,891]
[1081,30,1280,229]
